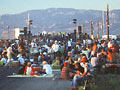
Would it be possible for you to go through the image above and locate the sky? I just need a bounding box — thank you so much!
[0,0,120,14]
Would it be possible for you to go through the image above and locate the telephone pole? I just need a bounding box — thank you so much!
[101,10,104,36]
[73,19,77,42]
[107,4,109,40]
[27,13,32,39]
[97,20,99,39]
[90,21,94,39]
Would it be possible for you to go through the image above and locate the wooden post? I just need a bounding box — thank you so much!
[107,4,109,40]
[90,21,94,39]
[97,20,99,39]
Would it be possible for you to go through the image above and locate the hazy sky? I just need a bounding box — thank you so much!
[0,0,120,14]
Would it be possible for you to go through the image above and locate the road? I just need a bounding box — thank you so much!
[0,66,71,90]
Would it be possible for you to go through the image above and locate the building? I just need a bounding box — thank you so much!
[14,27,32,40]
[14,28,22,39]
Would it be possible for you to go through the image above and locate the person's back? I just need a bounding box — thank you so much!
[61,62,74,80]
[43,61,52,74]
[107,49,114,62]
[61,66,70,79]
[18,56,25,65]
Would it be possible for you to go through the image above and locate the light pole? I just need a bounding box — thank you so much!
[73,19,77,42]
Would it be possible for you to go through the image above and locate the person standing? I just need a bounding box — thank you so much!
[52,40,59,59]
[5,43,14,66]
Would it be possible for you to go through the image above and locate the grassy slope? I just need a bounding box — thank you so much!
[92,74,120,90]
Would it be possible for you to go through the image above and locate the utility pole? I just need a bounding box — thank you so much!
[27,13,32,40]
[73,19,77,42]
[28,13,30,33]
[101,10,104,36]
[90,21,94,40]
[107,4,109,40]
[97,20,99,39]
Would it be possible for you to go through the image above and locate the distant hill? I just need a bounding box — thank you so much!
[0,8,120,39]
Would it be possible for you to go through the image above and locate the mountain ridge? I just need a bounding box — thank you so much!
[0,8,120,39]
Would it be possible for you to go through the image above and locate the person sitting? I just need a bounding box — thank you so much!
[73,61,84,75]
[61,62,75,80]
[51,57,61,69]
[18,61,27,74]
[17,54,25,66]
[71,60,93,90]
[71,61,84,90]
[42,61,52,74]
[0,54,7,65]
[24,62,34,75]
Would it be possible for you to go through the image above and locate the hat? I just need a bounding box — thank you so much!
[43,52,47,55]
[42,61,47,64]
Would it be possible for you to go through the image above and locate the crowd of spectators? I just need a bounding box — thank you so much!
[0,33,120,90]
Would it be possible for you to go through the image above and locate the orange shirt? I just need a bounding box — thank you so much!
[107,52,114,61]
[92,45,97,52]
[81,56,87,62]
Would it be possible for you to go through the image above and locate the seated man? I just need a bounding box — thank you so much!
[51,57,61,69]
[42,61,52,74]
[61,62,75,80]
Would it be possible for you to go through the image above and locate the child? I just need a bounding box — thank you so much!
[24,62,34,75]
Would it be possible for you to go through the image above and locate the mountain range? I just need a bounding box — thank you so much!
[0,8,120,39]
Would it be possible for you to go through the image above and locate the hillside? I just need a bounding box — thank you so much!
[0,8,120,39]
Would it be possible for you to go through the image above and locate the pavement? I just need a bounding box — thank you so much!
[0,66,71,90]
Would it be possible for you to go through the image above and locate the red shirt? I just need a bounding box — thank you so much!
[61,66,73,79]
[24,66,34,75]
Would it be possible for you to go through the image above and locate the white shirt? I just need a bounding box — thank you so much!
[7,47,12,55]
[43,64,52,74]
[31,42,37,48]
[67,40,72,47]
[26,67,32,75]
[108,41,112,48]
[84,63,92,76]
[91,57,98,67]
[52,44,59,52]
